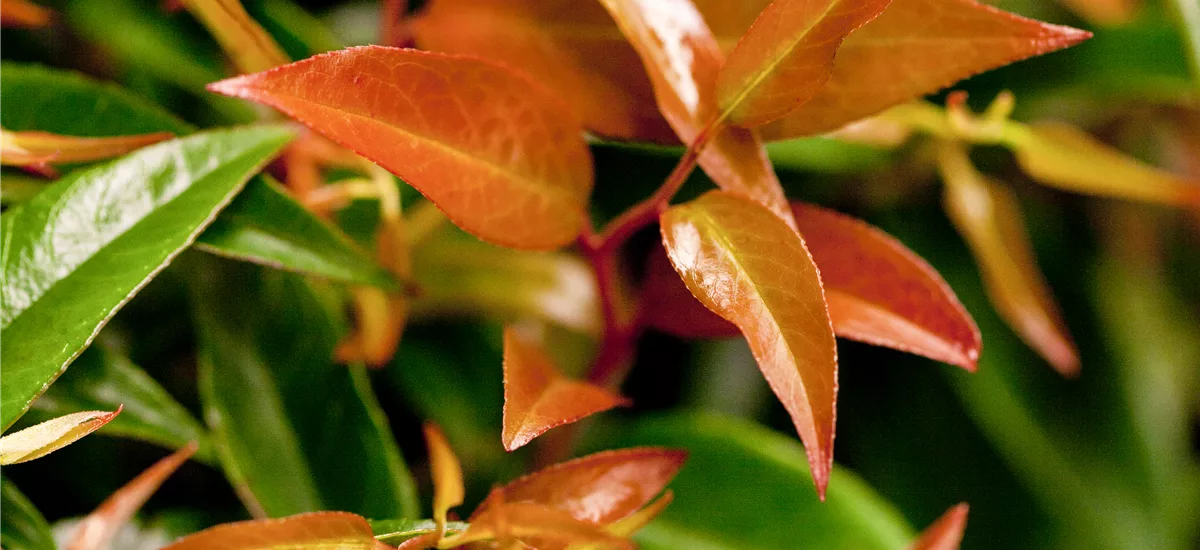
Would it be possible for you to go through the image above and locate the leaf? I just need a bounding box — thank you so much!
[209,46,594,250]
[755,0,1091,140]
[0,0,51,28]
[181,0,291,74]
[197,176,398,290]
[369,519,468,546]
[1002,122,1200,207]
[595,0,794,226]
[791,202,980,370]
[189,259,419,519]
[25,345,215,464]
[715,0,892,127]
[1,478,56,550]
[161,512,391,550]
[0,129,174,167]
[502,327,629,451]
[603,490,674,537]
[639,243,739,340]
[446,501,633,549]
[936,141,1079,375]
[423,423,464,538]
[0,408,120,464]
[659,191,837,497]
[584,413,915,549]
[65,443,197,550]
[0,125,294,431]
[1055,0,1140,26]
[410,0,675,143]
[907,503,969,550]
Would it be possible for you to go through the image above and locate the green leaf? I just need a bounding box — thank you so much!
[196,176,398,290]
[586,413,914,549]
[369,519,469,545]
[189,258,419,519]
[0,477,55,550]
[24,345,216,465]
[0,125,295,432]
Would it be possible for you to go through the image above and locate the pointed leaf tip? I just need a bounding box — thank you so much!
[502,328,629,451]
[909,503,970,550]
[0,406,123,464]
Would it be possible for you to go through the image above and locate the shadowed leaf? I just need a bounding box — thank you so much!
[209,46,593,250]
[0,129,174,167]
[640,243,740,340]
[0,0,51,28]
[161,512,390,550]
[0,408,121,464]
[1,478,55,550]
[502,328,629,451]
[659,191,836,497]
[446,501,632,549]
[907,503,969,550]
[424,423,464,538]
[181,0,290,74]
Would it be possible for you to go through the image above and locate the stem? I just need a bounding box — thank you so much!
[1169,0,1200,94]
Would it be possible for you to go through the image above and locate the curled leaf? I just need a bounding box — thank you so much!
[424,423,464,539]
[0,407,122,464]
[502,328,629,451]
[716,0,892,127]
[209,47,593,250]
[791,202,981,370]
[0,129,173,167]
[937,141,1079,375]
[161,511,391,550]
[181,0,290,74]
[908,503,969,550]
[659,191,837,497]
[67,442,197,550]
[0,0,52,28]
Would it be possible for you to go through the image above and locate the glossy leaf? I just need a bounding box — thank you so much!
[755,0,1091,140]
[424,423,464,537]
[659,191,837,496]
[791,202,981,370]
[502,327,629,451]
[65,443,197,550]
[937,141,1079,375]
[639,244,740,340]
[473,447,686,525]
[0,408,120,464]
[1,0,50,28]
[162,512,391,550]
[26,345,215,464]
[1,478,56,550]
[715,0,892,127]
[585,413,914,549]
[0,126,294,431]
[197,176,398,289]
[181,0,290,74]
[190,259,419,519]
[446,501,632,549]
[0,129,174,167]
[410,0,675,142]
[209,46,593,250]
[907,503,969,550]
[595,0,793,225]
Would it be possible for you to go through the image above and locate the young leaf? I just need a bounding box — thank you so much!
[756,0,1091,140]
[502,327,629,451]
[0,129,174,167]
[65,443,197,550]
[423,423,464,539]
[791,202,981,370]
[0,408,120,464]
[715,0,893,127]
[659,191,837,497]
[603,490,674,537]
[639,244,739,340]
[472,447,687,525]
[445,501,633,549]
[410,0,675,143]
[937,141,1079,375]
[0,0,51,28]
[0,125,294,431]
[907,503,969,550]
[161,512,391,550]
[208,46,594,250]
[180,0,291,74]
[1,478,56,550]
[595,0,794,226]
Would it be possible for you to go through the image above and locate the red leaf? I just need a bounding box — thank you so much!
[660,191,837,497]
[792,202,981,370]
[640,243,738,340]
[908,503,970,550]
[502,328,629,451]
[161,512,390,550]
[208,47,593,250]
[472,447,686,525]
[0,0,52,28]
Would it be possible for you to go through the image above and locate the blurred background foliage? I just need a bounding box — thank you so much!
[1,0,1198,549]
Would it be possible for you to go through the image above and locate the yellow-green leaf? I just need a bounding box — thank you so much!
[0,408,121,464]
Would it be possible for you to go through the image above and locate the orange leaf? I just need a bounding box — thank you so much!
[755,0,1090,140]
[411,0,675,143]
[937,141,1079,375]
[208,47,593,250]
[502,328,629,451]
[67,442,197,550]
[0,407,122,465]
[161,511,391,550]
[181,0,290,74]
[716,0,893,127]
[472,447,686,525]
[445,501,633,549]
[424,423,465,539]
[0,129,174,167]
[595,0,794,227]
[0,0,51,28]
[659,190,837,497]
[791,202,981,370]
[908,503,970,550]
[602,490,673,537]
[640,243,739,340]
